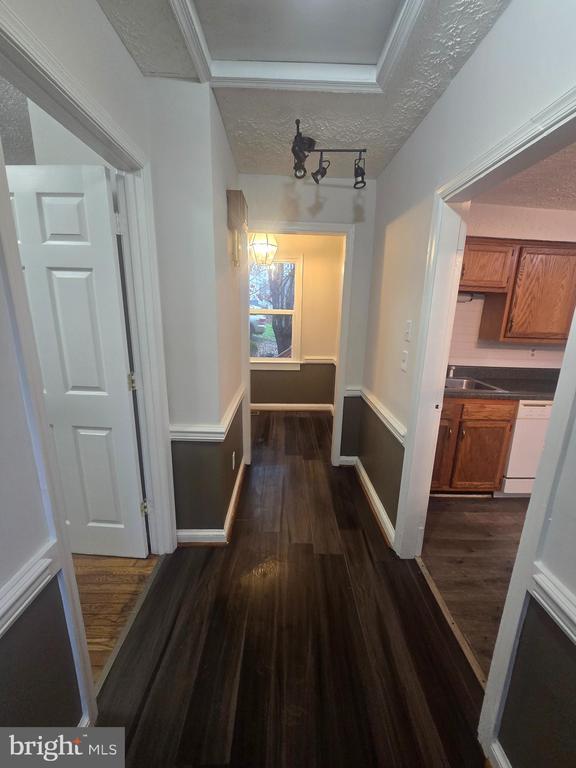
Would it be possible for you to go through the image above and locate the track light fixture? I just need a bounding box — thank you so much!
[354,153,366,189]
[290,119,367,189]
[311,153,330,184]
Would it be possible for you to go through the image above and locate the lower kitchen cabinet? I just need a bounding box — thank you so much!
[431,399,518,492]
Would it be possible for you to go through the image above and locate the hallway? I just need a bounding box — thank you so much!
[97,412,484,767]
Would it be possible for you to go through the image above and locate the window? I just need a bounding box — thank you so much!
[249,257,302,366]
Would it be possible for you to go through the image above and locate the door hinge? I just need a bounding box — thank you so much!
[128,371,137,391]
[140,499,149,517]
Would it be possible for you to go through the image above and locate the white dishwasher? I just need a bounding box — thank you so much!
[501,400,553,494]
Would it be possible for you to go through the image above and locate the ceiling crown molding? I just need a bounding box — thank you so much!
[170,0,428,93]
[375,0,426,90]
[169,0,212,83]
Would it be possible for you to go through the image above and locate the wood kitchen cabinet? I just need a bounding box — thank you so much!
[431,399,517,492]
[460,238,516,292]
[474,239,576,345]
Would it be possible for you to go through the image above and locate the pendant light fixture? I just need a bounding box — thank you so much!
[249,232,278,265]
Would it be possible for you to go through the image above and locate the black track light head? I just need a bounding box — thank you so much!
[291,119,316,179]
[354,154,366,189]
[311,153,330,184]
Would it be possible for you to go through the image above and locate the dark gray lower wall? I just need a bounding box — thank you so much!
[499,597,576,767]
[0,576,81,726]
[251,363,335,404]
[341,395,404,526]
[172,401,243,529]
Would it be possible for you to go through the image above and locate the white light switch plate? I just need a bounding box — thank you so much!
[404,320,412,342]
[401,350,408,372]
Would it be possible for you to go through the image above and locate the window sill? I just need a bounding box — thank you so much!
[250,360,301,371]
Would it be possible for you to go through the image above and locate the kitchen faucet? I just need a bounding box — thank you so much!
[448,365,456,378]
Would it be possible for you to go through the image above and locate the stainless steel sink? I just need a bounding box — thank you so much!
[445,377,504,392]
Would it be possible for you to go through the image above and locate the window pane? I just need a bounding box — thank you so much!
[250,314,293,358]
[249,263,295,310]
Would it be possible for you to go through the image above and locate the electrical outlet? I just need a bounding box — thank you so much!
[232,450,236,471]
[404,320,412,342]
[401,350,408,372]
[530,348,536,358]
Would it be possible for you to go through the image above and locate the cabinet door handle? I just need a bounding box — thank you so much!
[461,428,466,439]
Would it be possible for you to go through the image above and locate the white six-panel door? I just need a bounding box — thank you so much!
[7,165,148,558]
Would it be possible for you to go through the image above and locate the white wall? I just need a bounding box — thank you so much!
[148,80,220,425]
[239,174,376,387]
[468,203,576,242]
[210,91,242,418]
[3,0,150,160]
[364,0,576,429]
[28,100,109,166]
[271,233,344,360]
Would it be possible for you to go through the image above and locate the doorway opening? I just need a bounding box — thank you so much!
[415,143,576,686]
[248,231,346,444]
[0,76,159,684]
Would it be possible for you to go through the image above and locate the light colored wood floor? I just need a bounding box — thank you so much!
[422,496,528,676]
[73,554,158,681]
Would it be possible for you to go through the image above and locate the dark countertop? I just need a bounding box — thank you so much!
[444,366,559,401]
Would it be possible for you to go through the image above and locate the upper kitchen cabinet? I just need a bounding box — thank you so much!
[480,243,576,345]
[459,237,516,292]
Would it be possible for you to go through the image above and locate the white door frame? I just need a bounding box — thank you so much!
[248,220,355,465]
[394,81,576,762]
[0,8,177,723]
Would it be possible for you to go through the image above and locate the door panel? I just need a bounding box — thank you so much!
[7,166,147,557]
[451,420,512,491]
[506,247,576,340]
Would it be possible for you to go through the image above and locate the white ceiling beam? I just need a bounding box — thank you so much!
[209,60,380,93]
[375,0,427,90]
[169,0,212,82]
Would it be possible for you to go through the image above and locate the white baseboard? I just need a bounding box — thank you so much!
[354,458,395,546]
[78,713,91,727]
[251,403,334,413]
[338,455,358,466]
[177,461,246,545]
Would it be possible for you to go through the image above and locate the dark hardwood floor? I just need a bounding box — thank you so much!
[97,411,485,767]
[422,496,528,677]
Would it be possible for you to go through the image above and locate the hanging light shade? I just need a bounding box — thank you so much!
[249,233,278,265]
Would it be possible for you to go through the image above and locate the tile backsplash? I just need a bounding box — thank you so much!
[448,296,564,368]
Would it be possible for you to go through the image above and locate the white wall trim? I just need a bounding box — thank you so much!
[375,0,426,89]
[354,458,395,546]
[170,385,245,442]
[177,460,246,544]
[169,0,212,83]
[441,84,576,203]
[0,540,59,640]
[77,714,91,728]
[343,385,407,444]
[0,2,145,171]
[487,741,513,768]
[210,60,380,93]
[118,172,177,554]
[532,565,576,644]
[251,402,334,413]
[338,455,358,466]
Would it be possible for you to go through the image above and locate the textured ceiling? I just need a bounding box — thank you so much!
[214,0,510,178]
[96,0,197,78]
[0,76,35,165]
[475,143,576,211]
[194,0,402,65]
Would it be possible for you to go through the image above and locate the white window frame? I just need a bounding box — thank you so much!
[250,254,303,370]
